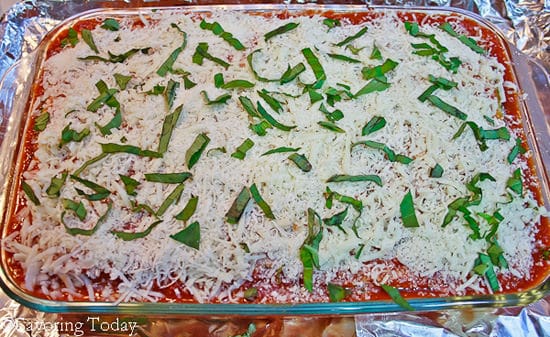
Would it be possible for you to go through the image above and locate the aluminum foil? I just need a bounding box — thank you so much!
[0,1,548,336]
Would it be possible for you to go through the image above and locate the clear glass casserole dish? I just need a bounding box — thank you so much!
[0,2,549,315]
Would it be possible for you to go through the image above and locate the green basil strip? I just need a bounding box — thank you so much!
[186,133,210,169]
[426,95,467,120]
[480,127,510,141]
[288,153,312,172]
[164,79,180,110]
[442,196,470,227]
[440,22,486,54]
[243,287,257,300]
[430,164,444,178]
[335,26,368,47]
[226,187,251,224]
[157,25,187,77]
[261,146,301,156]
[257,102,296,131]
[453,121,488,151]
[479,211,504,242]
[200,19,245,50]
[327,53,361,63]
[231,138,255,160]
[319,103,343,122]
[239,96,260,118]
[323,207,348,233]
[247,50,278,82]
[131,201,157,217]
[192,42,230,69]
[465,172,495,206]
[318,121,345,133]
[324,186,363,212]
[214,73,224,88]
[34,111,50,131]
[170,221,201,250]
[101,143,162,158]
[111,220,162,241]
[302,48,326,87]
[156,183,185,217]
[507,137,527,164]
[354,76,390,98]
[323,18,341,30]
[61,27,79,47]
[120,174,139,196]
[264,22,299,41]
[473,253,500,291]
[81,29,99,54]
[114,73,131,90]
[145,84,165,96]
[73,153,108,177]
[63,200,112,236]
[370,43,382,60]
[79,48,149,63]
[362,116,386,136]
[175,195,198,221]
[380,284,414,311]
[145,172,192,184]
[417,84,439,102]
[62,198,87,221]
[346,45,365,55]
[96,109,122,136]
[280,63,306,84]
[201,91,232,105]
[507,168,523,196]
[300,208,323,292]
[249,120,272,136]
[361,59,399,80]
[71,175,111,201]
[101,18,119,31]
[487,240,508,268]
[352,140,412,164]
[87,88,118,112]
[22,181,40,205]
[258,90,284,113]
[328,283,348,302]
[429,74,458,90]
[327,174,382,186]
[60,124,90,146]
[158,105,183,154]
[221,79,255,89]
[400,190,419,228]
[46,171,68,197]
[307,88,324,104]
[250,183,275,219]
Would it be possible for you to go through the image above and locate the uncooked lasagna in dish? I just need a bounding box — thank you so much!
[3,7,549,305]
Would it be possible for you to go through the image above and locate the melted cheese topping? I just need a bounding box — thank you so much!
[5,9,548,303]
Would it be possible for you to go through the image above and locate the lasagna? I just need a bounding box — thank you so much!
[3,8,549,304]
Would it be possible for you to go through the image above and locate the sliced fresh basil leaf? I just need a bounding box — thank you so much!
[322,18,341,30]
[327,174,382,186]
[323,207,348,233]
[361,59,398,80]
[158,105,183,154]
[231,138,255,160]
[101,18,120,31]
[280,63,306,84]
[370,43,382,60]
[145,172,192,184]
[302,48,326,87]
[440,22,486,54]
[426,95,467,120]
[73,153,108,177]
[288,153,312,172]
[200,19,245,50]
[430,164,444,178]
[264,22,299,41]
[221,79,255,89]
[112,220,162,241]
[300,208,323,292]
[60,124,90,146]
[354,76,390,98]
[319,103,344,122]
[193,42,230,69]
[226,187,251,224]
[71,175,111,201]
[257,101,296,131]
[201,91,231,105]
[186,133,210,169]
[170,221,201,250]
[507,168,523,196]
[21,180,40,205]
[120,174,139,196]
[96,109,122,136]
[175,195,199,222]
[113,73,131,90]
[258,90,283,114]
[261,146,301,156]
[250,183,275,219]
[46,172,68,197]
[335,26,368,47]
[324,186,362,212]
[507,137,527,164]
[87,88,118,112]
[249,120,272,136]
[327,53,361,63]
[81,29,99,53]
[79,48,149,63]
[380,284,414,311]
[101,143,162,158]
[400,190,419,228]
[473,253,500,291]
[247,50,278,82]
[156,183,185,217]
[318,121,345,133]
[362,116,386,136]
[62,200,112,236]
[34,111,50,132]
[61,27,79,47]
[327,283,348,302]
[442,196,470,227]
[62,198,87,221]
[239,96,260,118]
[164,79,180,110]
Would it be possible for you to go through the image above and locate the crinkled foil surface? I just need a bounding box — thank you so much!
[0,1,548,336]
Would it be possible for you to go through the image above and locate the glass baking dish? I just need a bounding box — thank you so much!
[0,2,549,315]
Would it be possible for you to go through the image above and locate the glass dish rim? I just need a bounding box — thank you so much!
[0,2,548,315]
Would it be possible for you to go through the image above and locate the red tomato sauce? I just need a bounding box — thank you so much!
[5,9,549,305]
